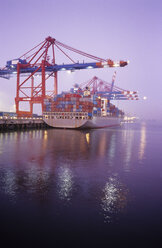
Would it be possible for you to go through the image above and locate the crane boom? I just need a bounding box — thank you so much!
[0,60,128,79]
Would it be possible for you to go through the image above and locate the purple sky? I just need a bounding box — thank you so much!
[0,0,161,120]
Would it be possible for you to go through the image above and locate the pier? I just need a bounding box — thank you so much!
[0,116,49,131]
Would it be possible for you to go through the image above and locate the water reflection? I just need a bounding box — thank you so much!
[98,131,107,157]
[57,166,74,203]
[139,122,146,162]
[2,170,17,203]
[108,134,116,164]
[101,174,128,223]
[85,133,90,144]
[122,127,135,172]
[25,164,51,195]
[0,126,142,213]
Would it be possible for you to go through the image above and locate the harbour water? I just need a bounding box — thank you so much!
[0,121,162,247]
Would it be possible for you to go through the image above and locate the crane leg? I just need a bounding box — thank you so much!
[54,71,57,95]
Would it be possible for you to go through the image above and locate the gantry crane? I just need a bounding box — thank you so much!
[78,72,138,100]
[0,36,129,117]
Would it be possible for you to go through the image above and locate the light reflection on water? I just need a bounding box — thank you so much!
[122,128,135,172]
[57,166,74,203]
[139,122,146,162]
[0,122,150,224]
[24,164,51,195]
[2,170,17,203]
[108,133,116,165]
[85,133,90,144]
[101,174,128,223]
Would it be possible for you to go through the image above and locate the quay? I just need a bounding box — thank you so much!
[0,116,49,131]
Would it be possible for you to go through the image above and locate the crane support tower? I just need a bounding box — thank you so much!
[0,36,129,117]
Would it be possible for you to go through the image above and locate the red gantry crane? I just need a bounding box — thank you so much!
[0,36,129,117]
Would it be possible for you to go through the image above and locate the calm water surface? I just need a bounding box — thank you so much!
[0,121,162,247]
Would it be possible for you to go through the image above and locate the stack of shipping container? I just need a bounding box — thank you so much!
[44,91,124,117]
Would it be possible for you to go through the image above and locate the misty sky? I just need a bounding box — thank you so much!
[0,0,161,120]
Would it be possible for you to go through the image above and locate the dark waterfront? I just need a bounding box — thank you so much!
[0,121,162,247]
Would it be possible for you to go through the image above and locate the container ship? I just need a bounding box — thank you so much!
[43,86,124,129]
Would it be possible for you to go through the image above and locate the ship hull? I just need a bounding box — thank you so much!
[43,115,121,129]
[82,116,121,129]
